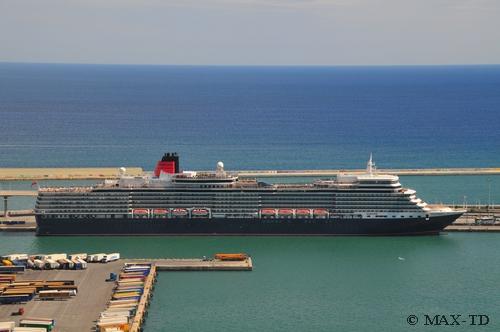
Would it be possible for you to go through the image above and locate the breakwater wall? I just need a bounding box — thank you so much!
[1,166,499,181]
[0,167,143,181]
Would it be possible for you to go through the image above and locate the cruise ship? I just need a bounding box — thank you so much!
[35,153,464,235]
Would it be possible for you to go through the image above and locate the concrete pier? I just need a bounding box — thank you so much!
[129,258,253,271]
[129,264,157,332]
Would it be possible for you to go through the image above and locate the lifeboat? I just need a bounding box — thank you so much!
[172,208,188,217]
[277,209,294,216]
[191,208,209,217]
[295,209,311,216]
[153,209,169,216]
[313,209,329,217]
[132,209,149,215]
[260,209,276,216]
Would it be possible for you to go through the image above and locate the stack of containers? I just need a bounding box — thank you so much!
[0,273,16,288]
[1,254,29,266]
[96,264,152,332]
[0,279,76,303]
[0,274,35,304]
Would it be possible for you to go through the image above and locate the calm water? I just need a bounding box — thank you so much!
[1,64,499,170]
[0,233,499,331]
[1,64,500,330]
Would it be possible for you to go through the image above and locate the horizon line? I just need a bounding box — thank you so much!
[1,61,500,68]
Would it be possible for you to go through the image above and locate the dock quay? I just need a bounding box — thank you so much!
[0,261,123,331]
[122,257,252,332]
[445,225,500,232]
[128,258,253,271]
[129,264,156,332]
[1,166,500,181]
[1,256,252,332]
[0,214,35,232]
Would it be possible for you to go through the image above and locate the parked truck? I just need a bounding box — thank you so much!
[38,290,73,300]
[33,260,45,270]
[101,253,120,263]
[2,254,29,261]
[13,327,47,332]
[89,253,106,262]
[43,259,60,270]
[69,253,87,261]
[0,294,33,304]
[19,318,55,332]
[72,258,87,269]
[45,253,67,261]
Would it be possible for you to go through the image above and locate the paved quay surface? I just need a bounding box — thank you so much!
[0,261,122,332]
[129,258,253,271]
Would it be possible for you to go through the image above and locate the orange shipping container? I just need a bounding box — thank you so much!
[214,253,248,261]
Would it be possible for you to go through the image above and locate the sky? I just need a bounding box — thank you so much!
[0,0,499,65]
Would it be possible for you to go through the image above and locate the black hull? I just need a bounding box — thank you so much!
[36,214,460,236]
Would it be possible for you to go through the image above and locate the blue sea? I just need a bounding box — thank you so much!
[1,64,500,331]
[0,63,499,170]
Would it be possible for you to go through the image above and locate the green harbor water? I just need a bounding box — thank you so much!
[1,233,499,331]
